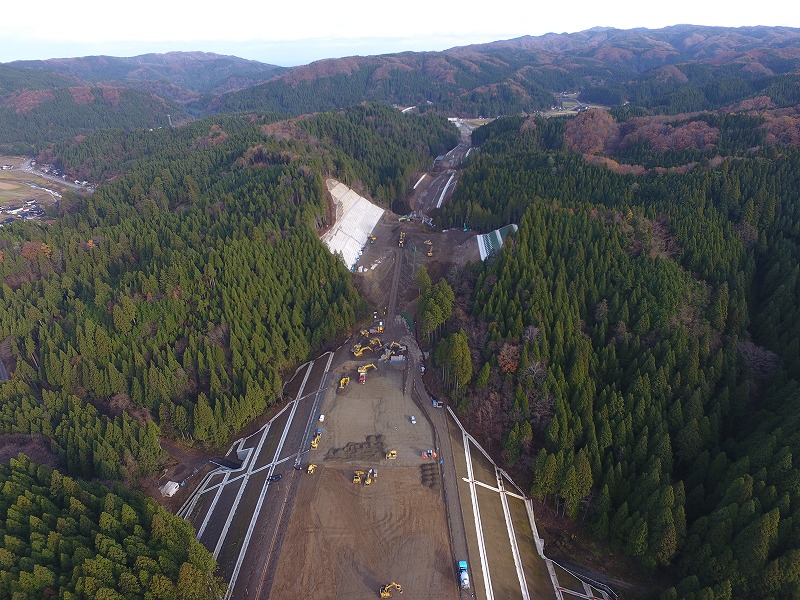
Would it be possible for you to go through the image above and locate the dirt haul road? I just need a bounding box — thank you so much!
[265,366,458,600]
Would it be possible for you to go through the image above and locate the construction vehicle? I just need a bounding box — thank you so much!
[427,245,433,257]
[458,561,470,589]
[310,428,322,449]
[379,582,403,597]
[352,345,373,357]
[398,231,405,247]
[369,337,383,350]
[423,240,432,246]
[365,469,373,485]
[377,321,384,334]
[399,214,410,222]
[358,363,377,383]
[307,464,317,474]
[369,235,377,243]
[385,450,397,460]
[339,376,350,389]
[353,470,365,484]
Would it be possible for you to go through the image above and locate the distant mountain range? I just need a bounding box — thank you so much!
[2,25,800,150]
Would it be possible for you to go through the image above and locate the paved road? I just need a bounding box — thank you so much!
[178,353,338,600]
[19,158,93,192]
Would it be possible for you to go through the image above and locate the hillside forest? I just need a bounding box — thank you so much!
[0,104,458,598]
[430,110,800,598]
[1,36,800,596]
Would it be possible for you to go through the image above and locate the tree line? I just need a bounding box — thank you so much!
[435,113,800,598]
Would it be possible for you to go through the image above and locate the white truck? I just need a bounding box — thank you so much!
[458,560,470,589]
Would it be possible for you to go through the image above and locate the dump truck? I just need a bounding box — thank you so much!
[458,561,470,589]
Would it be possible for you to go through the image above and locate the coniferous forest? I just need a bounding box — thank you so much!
[433,113,800,598]
[0,105,458,597]
[2,38,800,596]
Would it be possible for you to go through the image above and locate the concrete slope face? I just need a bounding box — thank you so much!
[321,179,385,270]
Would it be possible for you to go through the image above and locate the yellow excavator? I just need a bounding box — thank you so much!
[385,450,397,460]
[352,345,373,357]
[369,235,377,243]
[353,470,365,484]
[357,364,377,374]
[339,376,350,389]
[307,464,316,474]
[369,337,383,349]
[365,469,373,485]
[310,429,322,449]
[379,582,403,597]
[427,245,433,257]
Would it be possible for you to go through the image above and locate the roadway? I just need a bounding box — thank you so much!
[178,351,343,599]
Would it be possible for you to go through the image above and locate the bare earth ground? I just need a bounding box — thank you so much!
[0,156,63,207]
[268,367,459,599]
[353,213,479,311]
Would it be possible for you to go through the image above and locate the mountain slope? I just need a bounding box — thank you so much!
[213,25,800,116]
[0,52,286,151]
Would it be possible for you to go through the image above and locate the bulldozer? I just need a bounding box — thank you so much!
[385,450,397,460]
[307,464,317,475]
[353,470,365,484]
[379,582,403,597]
[339,376,350,389]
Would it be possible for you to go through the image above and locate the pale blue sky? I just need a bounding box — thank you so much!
[1,0,798,65]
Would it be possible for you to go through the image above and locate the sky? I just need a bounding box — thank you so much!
[1,0,799,66]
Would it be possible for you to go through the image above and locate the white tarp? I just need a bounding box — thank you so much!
[322,179,384,270]
[159,481,180,497]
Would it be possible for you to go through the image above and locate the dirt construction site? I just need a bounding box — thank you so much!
[267,366,458,599]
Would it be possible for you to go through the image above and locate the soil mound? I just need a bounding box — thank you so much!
[326,434,387,461]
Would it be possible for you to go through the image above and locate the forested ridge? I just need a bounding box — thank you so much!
[5,25,798,151]
[0,104,457,482]
[431,114,800,597]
